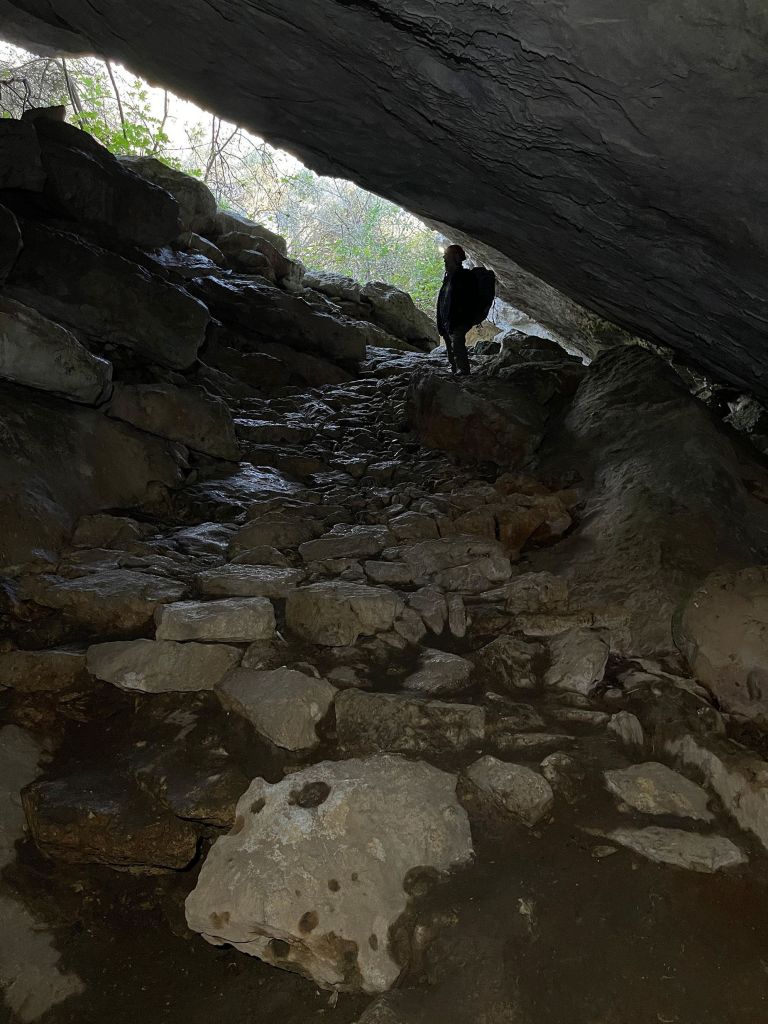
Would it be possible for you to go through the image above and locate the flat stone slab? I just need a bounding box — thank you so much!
[286,582,404,646]
[299,525,394,562]
[604,762,713,821]
[155,597,275,642]
[19,570,187,635]
[216,667,336,750]
[609,826,746,873]
[464,755,554,827]
[185,755,473,993]
[86,639,241,693]
[336,689,485,756]
[196,565,304,599]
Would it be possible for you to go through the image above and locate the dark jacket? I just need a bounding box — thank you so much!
[436,267,476,338]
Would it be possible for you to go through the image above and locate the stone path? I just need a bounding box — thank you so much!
[3,344,768,1024]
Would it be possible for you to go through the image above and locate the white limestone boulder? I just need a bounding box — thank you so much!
[185,755,473,992]
[216,667,335,750]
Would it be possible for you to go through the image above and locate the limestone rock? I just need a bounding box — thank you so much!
[604,762,712,821]
[0,117,45,190]
[0,648,87,693]
[538,348,764,652]
[0,384,185,567]
[609,826,746,873]
[403,649,473,697]
[86,638,241,693]
[544,629,609,696]
[196,564,304,599]
[0,296,112,404]
[406,371,546,465]
[34,118,180,247]
[180,230,225,264]
[300,525,394,562]
[22,770,198,869]
[473,635,540,692]
[463,755,554,827]
[286,582,404,646]
[107,383,239,460]
[359,281,438,349]
[0,204,21,284]
[608,711,645,750]
[192,275,368,365]
[185,755,472,992]
[216,667,335,750]
[336,689,485,756]
[6,220,209,370]
[155,597,275,642]
[230,517,321,553]
[481,572,568,614]
[676,567,768,722]
[212,210,287,255]
[71,513,146,549]
[665,732,768,853]
[120,154,217,235]
[19,570,186,635]
[396,535,511,591]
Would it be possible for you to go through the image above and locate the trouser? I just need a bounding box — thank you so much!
[444,329,470,374]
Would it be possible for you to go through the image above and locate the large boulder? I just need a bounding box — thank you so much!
[406,370,547,464]
[5,221,209,370]
[359,281,438,350]
[184,755,473,992]
[0,118,45,190]
[534,348,768,653]
[191,275,368,364]
[0,383,184,567]
[32,118,180,247]
[0,296,112,404]
[675,567,768,722]
[120,155,217,235]
[107,383,239,460]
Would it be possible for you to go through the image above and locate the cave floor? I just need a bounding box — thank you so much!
[3,347,768,1024]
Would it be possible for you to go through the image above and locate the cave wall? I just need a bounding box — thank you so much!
[3,0,768,393]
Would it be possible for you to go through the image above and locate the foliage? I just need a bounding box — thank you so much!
[0,44,443,312]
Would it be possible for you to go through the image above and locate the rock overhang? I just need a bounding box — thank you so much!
[2,1,768,392]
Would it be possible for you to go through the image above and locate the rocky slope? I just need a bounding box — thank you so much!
[4,117,768,1023]
[4,0,768,393]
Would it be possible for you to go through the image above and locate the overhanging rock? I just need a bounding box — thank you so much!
[3,1,768,392]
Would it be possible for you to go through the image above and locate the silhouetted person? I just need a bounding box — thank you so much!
[436,244,474,376]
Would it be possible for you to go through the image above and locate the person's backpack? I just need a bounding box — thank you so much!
[468,266,496,326]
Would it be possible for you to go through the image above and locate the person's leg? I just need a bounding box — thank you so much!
[450,330,470,375]
[443,333,456,372]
